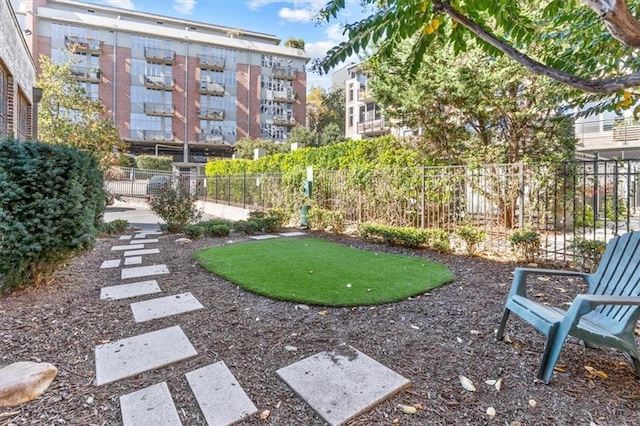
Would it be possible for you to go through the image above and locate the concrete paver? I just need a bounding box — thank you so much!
[130,292,204,322]
[276,345,411,426]
[279,231,307,237]
[124,256,143,266]
[94,325,197,386]
[185,362,258,425]
[249,234,281,240]
[124,248,160,257]
[120,382,182,426]
[130,238,158,244]
[112,244,145,251]
[121,264,170,280]
[100,259,121,269]
[100,280,162,300]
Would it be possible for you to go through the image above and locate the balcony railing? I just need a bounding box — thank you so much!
[199,81,225,96]
[271,90,296,103]
[575,118,640,149]
[198,133,226,144]
[144,47,176,63]
[197,108,225,120]
[357,117,388,135]
[69,66,101,82]
[144,75,175,90]
[142,130,174,141]
[143,102,174,116]
[358,87,375,103]
[273,115,296,126]
[197,54,225,70]
[272,66,297,80]
[64,35,103,53]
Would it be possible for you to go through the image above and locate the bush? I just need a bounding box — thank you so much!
[101,219,130,235]
[147,181,202,233]
[136,155,173,171]
[358,223,449,250]
[424,229,451,252]
[308,208,345,234]
[248,209,287,233]
[200,220,232,237]
[454,225,486,255]
[233,220,262,235]
[569,237,607,272]
[0,139,104,293]
[183,224,204,239]
[508,229,541,263]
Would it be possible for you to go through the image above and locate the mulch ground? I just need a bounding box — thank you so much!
[2,230,640,426]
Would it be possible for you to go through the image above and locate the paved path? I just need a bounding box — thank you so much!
[94,214,410,425]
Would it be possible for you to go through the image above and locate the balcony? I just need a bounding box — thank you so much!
[575,118,640,152]
[272,66,297,80]
[69,66,101,82]
[358,86,375,103]
[199,81,225,96]
[64,35,102,54]
[144,47,176,63]
[357,117,389,136]
[271,89,296,103]
[197,54,225,70]
[143,102,174,116]
[198,133,227,144]
[273,115,296,126]
[144,75,175,90]
[197,108,225,120]
[143,130,174,141]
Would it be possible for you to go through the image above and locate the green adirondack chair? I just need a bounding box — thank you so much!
[496,232,640,384]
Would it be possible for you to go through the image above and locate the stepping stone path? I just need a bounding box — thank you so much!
[96,229,409,424]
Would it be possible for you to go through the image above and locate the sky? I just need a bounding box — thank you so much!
[85,0,368,90]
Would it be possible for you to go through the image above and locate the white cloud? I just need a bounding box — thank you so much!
[103,0,135,10]
[246,0,280,11]
[278,7,314,22]
[173,0,195,14]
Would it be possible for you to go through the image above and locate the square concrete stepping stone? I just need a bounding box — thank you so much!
[279,231,306,237]
[276,345,411,426]
[134,232,162,238]
[124,248,160,257]
[112,244,145,251]
[119,235,133,240]
[130,292,204,323]
[100,280,161,300]
[120,382,182,426]
[130,238,158,244]
[186,362,258,425]
[124,256,143,266]
[248,234,280,240]
[94,325,197,386]
[100,259,121,269]
[121,264,170,280]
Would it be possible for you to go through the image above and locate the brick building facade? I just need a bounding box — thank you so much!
[17,0,308,164]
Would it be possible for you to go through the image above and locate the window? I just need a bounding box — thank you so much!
[200,46,237,64]
[348,83,354,101]
[16,91,30,140]
[348,107,353,128]
[0,64,7,138]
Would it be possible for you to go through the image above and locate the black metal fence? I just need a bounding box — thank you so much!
[107,159,640,261]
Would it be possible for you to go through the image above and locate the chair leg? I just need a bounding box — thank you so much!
[496,308,510,341]
[539,326,567,384]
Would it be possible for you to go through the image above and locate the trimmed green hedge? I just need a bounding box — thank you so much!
[136,155,173,171]
[0,139,105,292]
[358,223,451,251]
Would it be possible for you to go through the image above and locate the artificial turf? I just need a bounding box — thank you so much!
[194,237,454,306]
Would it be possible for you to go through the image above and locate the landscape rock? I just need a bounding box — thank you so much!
[175,238,192,245]
[0,362,58,407]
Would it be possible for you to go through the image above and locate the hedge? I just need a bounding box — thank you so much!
[0,139,105,293]
[136,155,173,171]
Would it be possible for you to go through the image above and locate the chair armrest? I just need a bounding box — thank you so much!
[508,268,591,298]
[561,294,640,330]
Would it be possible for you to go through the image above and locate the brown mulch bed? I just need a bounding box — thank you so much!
[2,231,640,426]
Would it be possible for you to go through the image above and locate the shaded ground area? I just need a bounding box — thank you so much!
[2,232,640,425]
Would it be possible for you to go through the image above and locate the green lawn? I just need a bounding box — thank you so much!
[194,237,454,306]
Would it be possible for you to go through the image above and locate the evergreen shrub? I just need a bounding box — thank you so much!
[136,155,173,171]
[101,219,129,235]
[0,139,104,293]
[508,229,541,263]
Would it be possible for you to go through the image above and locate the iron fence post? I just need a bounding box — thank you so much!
[518,162,525,229]
[421,165,426,229]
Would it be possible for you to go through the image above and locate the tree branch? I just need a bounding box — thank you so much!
[438,0,640,93]
[582,0,640,47]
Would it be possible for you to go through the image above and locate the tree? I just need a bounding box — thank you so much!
[284,37,305,50]
[37,55,125,166]
[287,126,318,147]
[319,122,345,146]
[317,1,640,111]
[366,39,576,165]
[307,86,345,137]
[232,136,287,158]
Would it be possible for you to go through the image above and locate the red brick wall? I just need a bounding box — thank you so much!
[186,56,200,143]
[236,64,249,139]
[173,54,186,143]
[113,46,131,139]
[248,64,262,138]
[293,73,307,127]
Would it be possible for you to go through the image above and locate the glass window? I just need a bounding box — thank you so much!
[348,107,353,128]
[0,64,7,139]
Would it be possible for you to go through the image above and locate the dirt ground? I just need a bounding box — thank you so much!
[2,230,640,426]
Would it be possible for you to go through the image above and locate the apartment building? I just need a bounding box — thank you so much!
[574,104,640,159]
[343,63,390,140]
[16,0,308,165]
[1,0,38,141]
